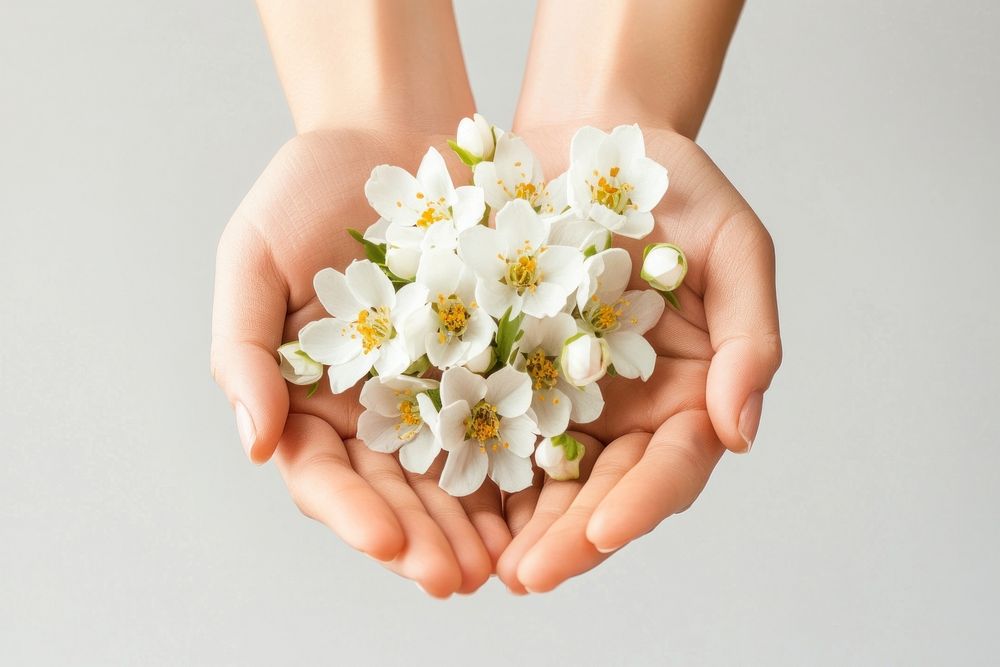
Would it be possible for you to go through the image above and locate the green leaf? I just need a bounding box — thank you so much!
[478,203,491,226]
[403,355,431,376]
[347,228,387,265]
[446,139,482,167]
[551,432,585,461]
[583,244,598,258]
[493,306,526,370]
[424,388,443,412]
[306,381,320,399]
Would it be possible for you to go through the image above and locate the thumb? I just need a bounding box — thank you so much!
[704,213,782,453]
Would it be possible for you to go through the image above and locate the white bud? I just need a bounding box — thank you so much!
[456,113,495,161]
[535,435,584,481]
[640,243,687,292]
[560,333,610,386]
[464,345,496,374]
[277,341,323,385]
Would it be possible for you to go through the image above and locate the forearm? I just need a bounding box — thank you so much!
[515,0,743,138]
[257,0,475,134]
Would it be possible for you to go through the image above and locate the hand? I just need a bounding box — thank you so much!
[211,130,510,597]
[497,125,782,593]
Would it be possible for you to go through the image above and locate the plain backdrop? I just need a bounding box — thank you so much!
[2,1,998,665]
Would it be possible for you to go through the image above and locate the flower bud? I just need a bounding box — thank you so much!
[535,434,584,481]
[640,243,687,292]
[464,345,496,374]
[560,333,610,386]
[456,113,495,162]
[277,341,324,385]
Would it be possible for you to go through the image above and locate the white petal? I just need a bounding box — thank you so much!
[499,414,539,456]
[560,379,604,424]
[521,282,568,319]
[606,331,657,381]
[541,171,568,215]
[519,312,575,356]
[385,223,424,249]
[314,268,362,320]
[609,124,645,166]
[570,126,607,163]
[386,246,420,280]
[357,410,407,453]
[401,307,436,360]
[440,366,487,408]
[374,336,409,376]
[485,366,533,417]
[590,204,628,233]
[538,245,583,291]
[398,429,440,474]
[421,219,459,252]
[461,310,496,357]
[439,442,489,496]
[363,217,390,243]
[474,275,519,319]
[359,376,399,416]
[426,334,466,369]
[277,342,323,385]
[299,318,358,366]
[417,247,463,296]
[458,226,505,281]
[620,289,665,334]
[365,165,420,225]
[456,117,485,157]
[473,160,509,209]
[547,214,607,251]
[436,400,471,451]
[625,156,669,211]
[328,351,376,393]
[452,185,486,231]
[415,147,456,203]
[617,210,655,239]
[530,388,572,437]
[579,247,632,311]
[494,199,546,254]
[346,261,395,308]
[391,282,429,323]
[488,448,534,493]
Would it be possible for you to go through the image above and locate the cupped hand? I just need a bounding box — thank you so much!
[497,126,782,593]
[211,130,511,597]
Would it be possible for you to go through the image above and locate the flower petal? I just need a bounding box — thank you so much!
[426,334,466,369]
[625,156,669,211]
[474,275,519,319]
[485,366,533,417]
[458,225,505,281]
[606,331,657,381]
[499,414,539,456]
[617,210,655,239]
[314,268,362,320]
[473,160,508,209]
[365,165,420,225]
[299,317,358,366]
[590,204,628,233]
[416,247,463,297]
[386,246,420,281]
[439,441,489,497]
[359,376,400,416]
[398,429,440,474]
[436,400,470,451]
[530,388,572,437]
[570,126,607,163]
[328,351,376,393]
[452,185,486,231]
[494,199,546,254]
[538,245,583,291]
[609,124,645,166]
[363,217,390,243]
[488,447,534,493]
[374,336,409,376]
[440,365,487,409]
[521,281,569,319]
[560,379,604,424]
[620,289,665,334]
[346,261,395,308]
[415,147,456,203]
[357,409,407,453]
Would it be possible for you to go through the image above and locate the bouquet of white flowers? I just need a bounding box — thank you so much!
[276,116,687,497]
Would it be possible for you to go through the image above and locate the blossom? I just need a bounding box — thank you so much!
[455,113,496,163]
[516,313,604,437]
[641,243,687,292]
[560,332,611,386]
[535,433,585,481]
[402,248,496,369]
[459,199,583,319]
[277,341,324,385]
[365,147,485,232]
[357,376,441,473]
[566,124,669,239]
[577,248,664,381]
[473,134,565,215]
[299,261,426,393]
[435,366,538,496]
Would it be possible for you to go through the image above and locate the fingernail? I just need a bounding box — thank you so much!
[738,391,763,453]
[235,401,256,460]
[595,544,623,554]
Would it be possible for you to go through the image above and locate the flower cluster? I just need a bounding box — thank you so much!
[277,116,687,496]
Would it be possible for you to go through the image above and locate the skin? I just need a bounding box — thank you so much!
[212,0,781,596]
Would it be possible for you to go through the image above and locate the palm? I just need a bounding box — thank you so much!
[497,127,779,593]
[213,130,509,596]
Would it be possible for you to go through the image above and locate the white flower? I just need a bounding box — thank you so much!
[534,434,585,481]
[545,210,611,254]
[577,248,665,381]
[641,243,687,292]
[435,366,538,496]
[299,261,427,393]
[365,147,485,232]
[357,376,441,474]
[567,124,669,239]
[277,341,324,385]
[402,248,496,369]
[459,199,583,319]
[455,113,496,163]
[464,345,495,374]
[473,134,565,215]
[560,333,611,386]
[516,313,604,437]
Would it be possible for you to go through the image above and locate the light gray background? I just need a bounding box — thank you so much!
[2,1,998,665]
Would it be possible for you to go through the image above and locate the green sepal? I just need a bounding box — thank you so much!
[347,228,386,264]
[493,306,526,370]
[582,244,598,258]
[403,355,431,376]
[551,432,585,461]
[659,289,681,311]
[606,364,618,377]
[447,139,482,167]
[306,381,320,399]
[424,388,443,412]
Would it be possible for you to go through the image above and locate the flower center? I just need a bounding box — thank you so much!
[501,243,544,295]
[353,307,392,354]
[433,294,471,341]
[415,192,449,228]
[586,296,630,333]
[588,166,635,214]
[393,391,423,441]
[513,181,537,201]
[525,348,559,390]
[465,400,501,445]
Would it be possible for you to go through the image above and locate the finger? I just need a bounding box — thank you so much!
[496,433,603,595]
[703,212,782,452]
[345,439,463,598]
[515,432,649,593]
[457,479,512,572]
[587,410,723,552]
[403,456,494,595]
[273,413,404,561]
[211,219,289,463]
